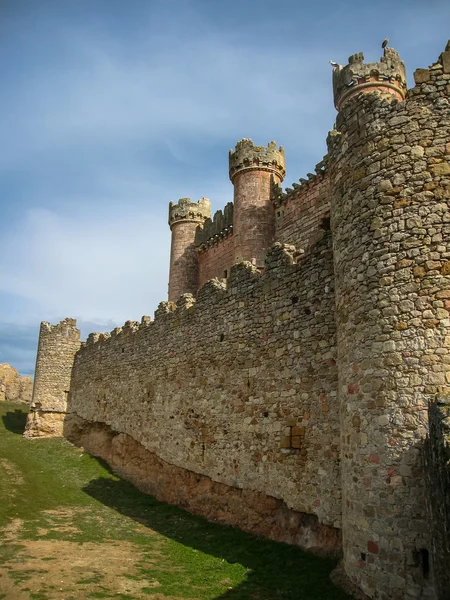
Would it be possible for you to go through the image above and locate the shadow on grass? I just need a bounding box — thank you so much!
[2,409,27,435]
[83,476,350,600]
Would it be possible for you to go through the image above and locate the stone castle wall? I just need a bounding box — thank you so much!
[25,39,450,600]
[66,235,341,551]
[274,169,331,252]
[198,234,234,288]
[424,396,450,600]
[327,48,450,599]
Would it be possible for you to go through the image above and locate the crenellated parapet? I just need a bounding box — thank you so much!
[332,47,407,111]
[271,157,328,207]
[229,139,286,182]
[195,202,234,249]
[168,197,211,229]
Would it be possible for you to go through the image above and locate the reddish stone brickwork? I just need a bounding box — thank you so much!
[198,234,234,288]
[168,221,202,302]
[275,173,331,252]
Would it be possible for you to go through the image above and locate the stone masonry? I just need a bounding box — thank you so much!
[24,319,81,438]
[26,40,450,600]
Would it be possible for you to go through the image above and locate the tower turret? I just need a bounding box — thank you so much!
[168,197,210,301]
[333,47,407,111]
[229,139,285,267]
[24,318,81,438]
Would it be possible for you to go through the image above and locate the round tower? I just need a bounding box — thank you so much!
[332,47,407,111]
[168,197,210,302]
[24,318,81,438]
[229,139,285,267]
[329,46,442,599]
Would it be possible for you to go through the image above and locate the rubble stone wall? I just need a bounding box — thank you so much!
[424,396,450,600]
[67,236,341,550]
[328,50,450,600]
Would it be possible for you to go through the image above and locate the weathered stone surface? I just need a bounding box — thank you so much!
[424,396,450,600]
[65,414,342,555]
[0,363,32,404]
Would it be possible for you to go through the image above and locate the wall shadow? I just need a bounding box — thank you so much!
[1,408,27,434]
[83,475,351,600]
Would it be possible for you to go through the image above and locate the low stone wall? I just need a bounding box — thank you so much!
[64,413,342,555]
[424,397,450,600]
[0,363,32,404]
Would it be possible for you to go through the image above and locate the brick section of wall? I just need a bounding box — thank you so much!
[233,171,279,267]
[424,397,450,600]
[328,48,450,599]
[24,319,81,438]
[198,235,234,289]
[67,236,341,548]
[275,174,331,251]
[168,221,201,302]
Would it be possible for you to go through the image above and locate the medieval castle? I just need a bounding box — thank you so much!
[23,41,450,600]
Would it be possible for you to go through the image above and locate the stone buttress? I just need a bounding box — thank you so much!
[168,197,210,301]
[229,139,285,267]
[329,44,450,599]
[24,319,81,438]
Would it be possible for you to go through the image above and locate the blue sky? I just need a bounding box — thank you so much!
[1,0,449,375]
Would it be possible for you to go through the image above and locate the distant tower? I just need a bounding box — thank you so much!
[332,47,407,111]
[24,319,81,438]
[168,197,211,302]
[229,139,285,267]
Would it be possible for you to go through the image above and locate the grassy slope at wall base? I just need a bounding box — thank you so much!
[0,402,351,600]
[64,411,342,556]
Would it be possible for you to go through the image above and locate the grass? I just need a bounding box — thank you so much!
[0,402,352,599]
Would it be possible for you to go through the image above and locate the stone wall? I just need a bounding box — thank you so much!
[198,234,234,288]
[327,46,450,600]
[273,169,331,252]
[67,235,342,550]
[0,363,32,404]
[424,396,450,600]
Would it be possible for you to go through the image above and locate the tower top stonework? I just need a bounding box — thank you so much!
[168,197,211,229]
[229,139,286,182]
[332,47,407,111]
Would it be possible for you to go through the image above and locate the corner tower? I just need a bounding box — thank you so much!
[24,319,81,438]
[333,47,407,111]
[328,42,450,599]
[229,139,285,266]
[168,197,210,302]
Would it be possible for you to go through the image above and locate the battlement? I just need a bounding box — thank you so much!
[271,158,328,207]
[168,197,211,229]
[229,139,286,182]
[195,202,234,248]
[332,46,407,111]
[40,318,80,340]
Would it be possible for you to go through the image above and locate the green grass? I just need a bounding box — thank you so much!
[0,402,351,599]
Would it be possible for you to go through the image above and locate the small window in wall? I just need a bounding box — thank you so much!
[223,269,228,279]
[281,424,304,450]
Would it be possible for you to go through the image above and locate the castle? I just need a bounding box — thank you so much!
[23,41,450,600]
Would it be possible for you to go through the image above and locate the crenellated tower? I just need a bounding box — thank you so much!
[24,318,81,438]
[328,42,450,599]
[168,197,210,302]
[332,47,407,111]
[229,139,285,267]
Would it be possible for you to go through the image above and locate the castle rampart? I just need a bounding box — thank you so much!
[26,39,450,600]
